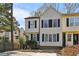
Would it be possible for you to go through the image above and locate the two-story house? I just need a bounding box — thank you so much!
[25,4,79,47]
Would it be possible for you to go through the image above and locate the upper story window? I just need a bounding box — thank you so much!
[41,19,60,28]
[43,20,49,28]
[30,21,35,28]
[66,17,79,27]
[28,20,37,29]
[53,19,60,27]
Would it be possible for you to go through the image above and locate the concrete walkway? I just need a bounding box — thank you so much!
[0,50,57,56]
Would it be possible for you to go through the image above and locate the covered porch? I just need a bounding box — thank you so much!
[63,31,79,46]
[28,32,40,45]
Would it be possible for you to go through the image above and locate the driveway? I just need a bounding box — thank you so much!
[0,50,57,56]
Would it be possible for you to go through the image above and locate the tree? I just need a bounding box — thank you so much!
[19,36,26,49]
[0,3,14,50]
[64,3,79,14]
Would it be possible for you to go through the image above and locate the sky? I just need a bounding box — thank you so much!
[13,3,43,29]
[13,3,79,30]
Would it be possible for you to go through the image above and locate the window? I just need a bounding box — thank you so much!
[41,19,60,28]
[58,19,60,27]
[28,21,30,28]
[31,34,38,41]
[49,34,52,42]
[67,34,72,41]
[30,21,35,28]
[74,18,79,26]
[69,17,79,26]
[41,20,49,28]
[33,34,37,40]
[35,20,37,28]
[57,33,59,42]
[42,34,48,42]
[52,19,59,27]
[53,33,59,42]
[66,18,69,27]
[53,34,57,42]
[43,20,49,28]
[44,34,48,42]
[28,20,37,29]
[49,19,52,27]
[69,18,74,26]
[37,34,39,41]
[41,20,43,28]
[42,34,44,42]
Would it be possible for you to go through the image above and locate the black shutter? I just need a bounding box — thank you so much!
[41,20,43,28]
[58,19,60,27]
[28,21,30,28]
[57,33,59,42]
[31,34,33,40]
[42,34,44,42]
[66,18,69,27]
[49,19,52,27]
[35,20,37,28]
[63,33,66,47]
[37,34,39,41]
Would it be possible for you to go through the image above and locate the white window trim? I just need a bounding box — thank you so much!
[53,33,59,42]
[49,34,52,42]
[43,20,49,28]
[52,19,58,27]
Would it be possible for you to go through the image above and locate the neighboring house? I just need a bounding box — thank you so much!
[25,4,79,47]
[0,17,20,43]
[0,29,19,43]
[19,27,26,40]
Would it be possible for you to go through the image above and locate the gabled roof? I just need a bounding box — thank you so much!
[35,5,62,17]
[25,17,40,19]
[25,4,79,19]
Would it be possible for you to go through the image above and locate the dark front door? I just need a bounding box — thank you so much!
[73,34,78,45]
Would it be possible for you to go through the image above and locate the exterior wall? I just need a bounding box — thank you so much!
[40,31,62,46]
[65,33,73,46]
[62,16,79,32]
[19,28,26,41]
[40,7,63,46]
[62,15,79,46]
[25,18,39,33]
[0,30,19,43]
[25,6,79,47]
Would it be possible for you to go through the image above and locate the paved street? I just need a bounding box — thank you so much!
[0,50,57,56]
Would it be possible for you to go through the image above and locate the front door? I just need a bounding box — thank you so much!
[66,33,73,46]
[73,34,78,45]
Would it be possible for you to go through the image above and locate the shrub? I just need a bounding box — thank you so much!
[61,45,79,56]
[19,36,26,49]
[26,40,37,49]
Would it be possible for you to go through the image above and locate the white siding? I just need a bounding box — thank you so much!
[25,18,39,33]
[39,7,63,46]
[62,16,79,32]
